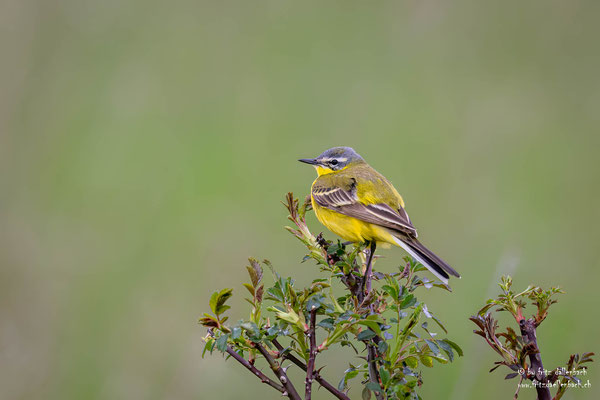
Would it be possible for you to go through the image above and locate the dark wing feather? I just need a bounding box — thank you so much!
[312,185,417,236]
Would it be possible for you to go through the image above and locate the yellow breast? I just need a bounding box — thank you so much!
[311,197,395,246]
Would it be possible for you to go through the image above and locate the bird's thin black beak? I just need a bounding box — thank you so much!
[298,158,319,165]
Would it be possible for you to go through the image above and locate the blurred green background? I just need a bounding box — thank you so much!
[1,1,599,399]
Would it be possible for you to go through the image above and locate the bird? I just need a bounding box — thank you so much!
[299,146,460,284]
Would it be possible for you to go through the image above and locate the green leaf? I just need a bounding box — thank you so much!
[231,327,242,340]
[365,382,382,393]
[202,338,215,358]
[216,304,231,315]
[400,294,416,309]
[325,324,351,347]
[431,314,448,334]
[328,293,345,313]
[378,340,388,354]
[361,387,371,400]
[318,318,335,330]
[436,340,454,362]
[266,325,281,337]
[420,355,433,367]
[267,306,304,329]
[356,320,382,335]
[432,354,448,364]
[240,321,259,336]
[442,339,463,357]
[215,334,229,352]
[404,356,418,369]
[306,293,325,311]
[213,288,233,317]
[380,368,390,386]
[209,292,219,314]
[425,339,440,356]
[242,283,255,296]
[382,284,399,300]
[357,329,377,341]
[338,367,359,391]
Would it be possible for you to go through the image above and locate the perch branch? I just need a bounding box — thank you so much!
[361,241,383,399]
[272,339,351,400]
[305,308,317,400]
[518,318,551,400]
[361,241,377,296]
[255,342,301,400]
[367,344,384,400]
[225,345,285,393]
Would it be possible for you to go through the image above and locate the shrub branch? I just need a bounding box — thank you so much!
[470,276,593,400]
[200,193,461,399]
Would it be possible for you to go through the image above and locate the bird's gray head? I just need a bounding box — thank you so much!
[298,147,364,172]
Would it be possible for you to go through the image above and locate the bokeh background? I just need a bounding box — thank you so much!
[1,1,599,399]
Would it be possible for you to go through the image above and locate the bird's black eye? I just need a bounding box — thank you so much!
[330,159,338,166]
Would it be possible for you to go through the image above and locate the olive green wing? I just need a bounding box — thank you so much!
[312,178,417,237]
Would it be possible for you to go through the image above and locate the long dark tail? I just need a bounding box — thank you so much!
[391,234,460,284]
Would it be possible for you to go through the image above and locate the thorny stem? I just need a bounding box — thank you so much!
[368,344,384,400]
[305,309,317,400]
[225,345,285,393]
[518,318,551,400]
[272,339,351,400]
[361,241,383,400]
[362,241,377,296]
[255,342,302,400]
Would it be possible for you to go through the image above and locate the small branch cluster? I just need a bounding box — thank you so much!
[470,276,594,400]
[200,193,461,399]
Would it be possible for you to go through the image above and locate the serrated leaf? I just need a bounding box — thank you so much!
[231,327,241,340]
[443,339,463,357]
[256,285,264,303]
[425,339,440,356]
[318,318,335,330]
[361,387,371,400]
[215,334,229,352]
[432,354,448,364]
[400,294,416,309]
[338,368,359,391]
[436,340,454,362]
[357,329,377,341]
[306,293,325,311]
[380,368,390,386]
[216,305,230,315]
[242,283,255,296]
[209,292,219,314]
[420,355,433,367]
[365,382,382,393]
[405,356,418,369]
[240,321,259,335]
[202,338,215,358]
[356,320,382,335]
[378,341,388,354]
[246,258,263,287]
[214,288,233,316]
[431,315,448,334]
[382,285,398,300]
[199,317,219,328]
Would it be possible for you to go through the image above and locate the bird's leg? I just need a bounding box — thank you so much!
[362,241,377,296]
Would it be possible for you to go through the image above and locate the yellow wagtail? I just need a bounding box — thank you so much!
[299,146,460,284]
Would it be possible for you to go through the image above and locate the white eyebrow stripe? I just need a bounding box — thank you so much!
[319,157,348,163]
